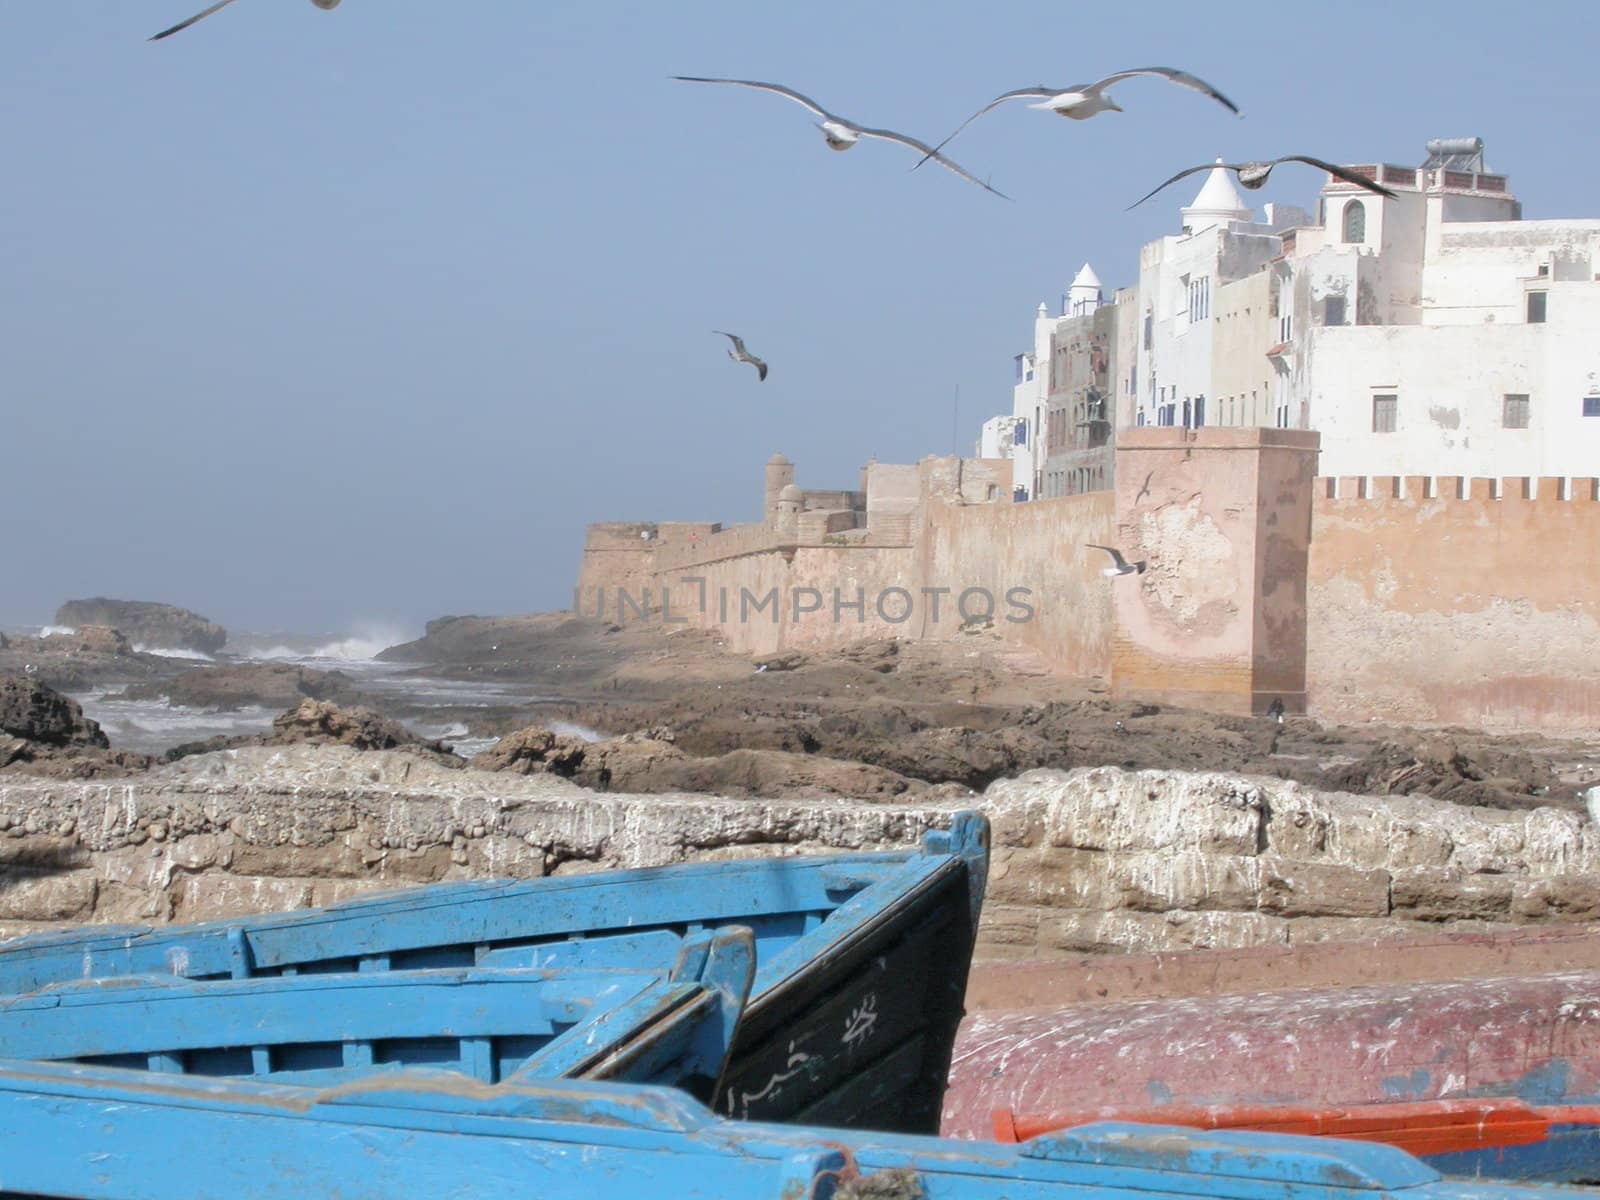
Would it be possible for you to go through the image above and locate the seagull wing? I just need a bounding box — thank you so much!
[149,0,241,40]
[1086,67,1241,116]
[713,331,748,356]
[911,87,1059,169]
[1086,544,1129,570]
[1274,156,1399,199]
[752,357,769,382]
[854,126,1011,200]
[1125,162,1240,210]
[671,76,834,121]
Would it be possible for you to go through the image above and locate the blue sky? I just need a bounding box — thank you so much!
[4,0,1594,636]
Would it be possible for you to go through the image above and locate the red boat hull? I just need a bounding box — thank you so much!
[941,972,1600,1141]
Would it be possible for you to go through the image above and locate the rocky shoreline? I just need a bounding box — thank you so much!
[2,605,1597,811]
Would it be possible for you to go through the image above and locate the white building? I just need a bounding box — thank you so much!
[989,266,1128,500]
[1134,161,1310,431]
[982,136,1600,485]
[1278,138,1600,478]
[977,413,1025,465]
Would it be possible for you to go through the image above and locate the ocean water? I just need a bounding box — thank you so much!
[73,690,279,755]
[8,623,577,759]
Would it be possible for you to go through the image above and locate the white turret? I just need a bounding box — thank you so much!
[1067,262,1103,316]
[1181,159,1253,233]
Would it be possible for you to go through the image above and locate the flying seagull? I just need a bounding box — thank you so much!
[1128,156,1399,209]
[672,76,1009,200]
[150,0,339,41]
[914,67,1239,169]
[715,331,768,381]
[1087,544,1147,577]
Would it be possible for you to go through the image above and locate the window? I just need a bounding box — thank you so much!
[1137,409,1146,427]
[1528,291,1547,323]
[1372,394,1397,433]
[1323,296,1347,326]
[1503,393,1530,429]
[1584,396,1600,417]
[1143,312,1153,349]
[1342,200,1366,244]
[1193,396,1206,427]
[1187,276,1211,320]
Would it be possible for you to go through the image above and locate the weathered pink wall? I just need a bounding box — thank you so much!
[619,491,1114,667]
[921,492,1114,678]
[1110,428,1319,714]
[1308,475,1600,731]
[577,448,1600,733]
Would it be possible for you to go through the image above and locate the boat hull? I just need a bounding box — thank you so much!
[0,811,989,1134]
[0,1057,1566,1200]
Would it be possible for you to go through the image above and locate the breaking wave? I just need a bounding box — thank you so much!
[547,720,603,743]
[133,645,215,662]
[237,624,415,664]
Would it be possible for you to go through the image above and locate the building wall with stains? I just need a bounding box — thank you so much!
[1108,427,1319,715]
[582,436,1600,733]
[1298,295,1600,479]
[1307,474,1600,730]
[1211,270,1277,428]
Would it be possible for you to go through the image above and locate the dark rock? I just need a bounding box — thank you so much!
[268,700,455,757]
[469,727,589,776]
[754,651,805,672]
[123,663,368,712]
[0,677,109,748]
[0,676,154,779]
[55,598,227,655]
[66,626,132,656]
[470,719,921,801]
[837,639,900,673]
[167,700,463,767]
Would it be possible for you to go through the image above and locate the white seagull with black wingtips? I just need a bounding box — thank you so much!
[1128,156,1398,209]
[150,0,340,41]
[914,67,1240,169]
[672,76,1010,200]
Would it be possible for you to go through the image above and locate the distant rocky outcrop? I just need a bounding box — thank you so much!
[0,629,174,693]
[123,664,368,713]
[54,599,227,655]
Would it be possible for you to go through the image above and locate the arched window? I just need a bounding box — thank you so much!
[1342,200,1366,244]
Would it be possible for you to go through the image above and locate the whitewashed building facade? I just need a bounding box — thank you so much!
[983,136,1600,489]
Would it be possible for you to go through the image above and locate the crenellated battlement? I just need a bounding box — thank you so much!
[574,440,1600,733]
[1316,475,1600,503]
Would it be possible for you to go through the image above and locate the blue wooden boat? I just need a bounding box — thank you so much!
[0,925,753,1097]
[0,811,988,1134]
[0,1058,1571,1200]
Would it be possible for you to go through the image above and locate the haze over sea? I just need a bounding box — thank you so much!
[4,1,1597,639]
